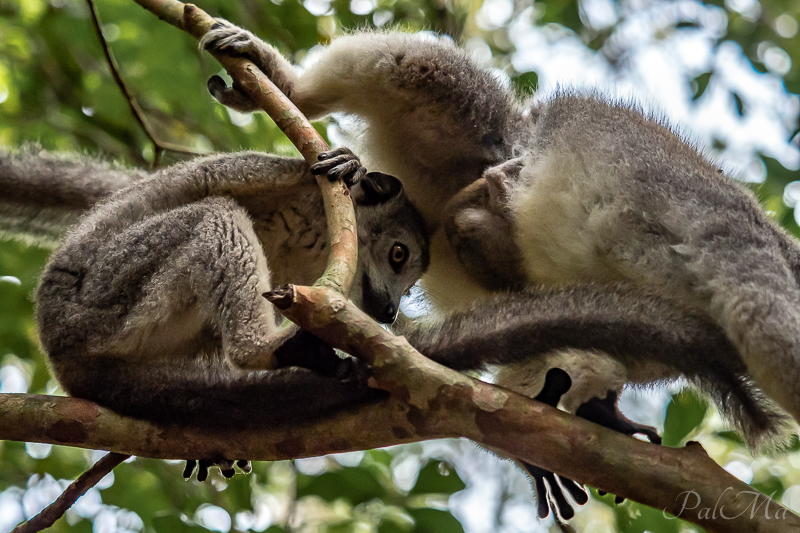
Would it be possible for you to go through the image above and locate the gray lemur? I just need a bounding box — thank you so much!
[200,21,800,516]
[1,145,430,479]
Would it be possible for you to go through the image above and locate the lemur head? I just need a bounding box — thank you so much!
[349,172,430,323]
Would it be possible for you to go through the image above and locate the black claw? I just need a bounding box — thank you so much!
[197,459,213,482]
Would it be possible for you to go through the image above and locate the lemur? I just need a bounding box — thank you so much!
[2,145,429,478]
[199,21,800,517]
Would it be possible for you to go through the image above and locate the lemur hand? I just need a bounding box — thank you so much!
[310,147,367,187]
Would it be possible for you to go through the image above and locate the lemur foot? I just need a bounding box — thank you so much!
[575,391,662,444]
[524,369,663,520]
[574,390,661,505]
[202,20,268,113]
[523,369,590,520]
[523,463,589,520]
[183,459,252,481]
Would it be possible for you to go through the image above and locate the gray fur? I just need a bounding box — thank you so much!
[4,146,428,426]
[202,22,800,449]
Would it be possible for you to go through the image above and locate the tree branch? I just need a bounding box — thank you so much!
[11,452,129,533]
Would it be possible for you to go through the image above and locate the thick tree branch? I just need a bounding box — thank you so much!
[265,284,800,533]
[2,377,799,533]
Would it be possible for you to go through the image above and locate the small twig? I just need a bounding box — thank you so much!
[11,452,130,533]
[85,0,208,165]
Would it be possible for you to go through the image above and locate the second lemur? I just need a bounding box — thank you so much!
[199,21,800,515]
[201,21,800,447]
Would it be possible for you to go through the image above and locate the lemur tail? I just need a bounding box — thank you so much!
[51,357,384,429]
[0,144,141,247]
[399,284,794,450]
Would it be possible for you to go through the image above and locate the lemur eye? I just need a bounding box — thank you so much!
[389,243,408,271]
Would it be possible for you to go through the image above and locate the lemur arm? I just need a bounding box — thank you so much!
[0,146,351,247]
[202,22,526,226]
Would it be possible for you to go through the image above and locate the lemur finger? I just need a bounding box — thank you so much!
[207,76,260,113]
[525,463,577,520]
[328,160,364,183]
[316,147,354,161]
[349,166,368,186]
[309,154,355,174]
[544,471,575,521]
[197,460,214,482]
[531,471,551,519]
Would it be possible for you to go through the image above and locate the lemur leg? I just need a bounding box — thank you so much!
[518,369,589,521]
[520,370,662,519]
[38,195,339,373]
[202,20,524,226]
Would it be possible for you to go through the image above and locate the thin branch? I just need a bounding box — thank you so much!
[130,0,358,296]
[85,0,209,164]
[11,452,129,533]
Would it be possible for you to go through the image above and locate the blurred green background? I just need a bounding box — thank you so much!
[1,0,800,531]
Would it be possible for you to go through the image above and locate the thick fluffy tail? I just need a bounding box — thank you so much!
[398,284,794,450]
[50,356,385,429]
[0,144,142,247]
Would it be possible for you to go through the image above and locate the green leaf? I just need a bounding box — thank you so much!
[662,390,708,447]
[409,461,465,496]
[296,467,387,505]
[513,71,538,97]
[691,71,712,100]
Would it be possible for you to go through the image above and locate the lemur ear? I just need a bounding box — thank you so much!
[352,172,404,206]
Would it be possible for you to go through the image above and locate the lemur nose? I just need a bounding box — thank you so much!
[379,303,397,324]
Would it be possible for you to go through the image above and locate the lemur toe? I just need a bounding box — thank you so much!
[524,463,584,521]
[196,459,214,482]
